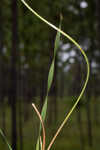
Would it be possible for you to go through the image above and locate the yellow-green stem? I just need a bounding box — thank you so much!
[20,0,90,149]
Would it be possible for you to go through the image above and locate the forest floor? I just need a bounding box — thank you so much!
[0,97,100,150]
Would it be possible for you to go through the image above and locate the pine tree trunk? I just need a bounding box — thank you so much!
[9,0,18,149]
[77,105,85,150]
[96,0,100,48]
[86,98,93,147]
[17,60,23,150]
[18,100,23,150]
[86,81,93,147]
[0,1,6,134]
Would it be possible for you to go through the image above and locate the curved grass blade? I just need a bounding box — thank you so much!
[0,129,12,150]
[20,0,90,149]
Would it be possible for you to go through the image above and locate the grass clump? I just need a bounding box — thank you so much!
[0,0,90,150]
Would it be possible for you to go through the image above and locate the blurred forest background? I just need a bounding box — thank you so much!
[0,0,100,150]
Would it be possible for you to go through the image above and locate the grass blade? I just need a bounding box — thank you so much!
[32,103,46,150]
[41,20,61,124]
[35,18,61,150]
[0,129,12,150]
[20,0,90,149]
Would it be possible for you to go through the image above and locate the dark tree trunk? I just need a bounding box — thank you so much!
[9,0,18,149]
[77,105,85,150]
[96,0,100,48]
[93,96,99,125]
[0,1,6,134]
[17,59,23,150]
[86,73,93,148]
[94,0,100,126]
[18,100,23,150]
[86,96,93,147]
[0,66,6,134]
[2,101,6,134]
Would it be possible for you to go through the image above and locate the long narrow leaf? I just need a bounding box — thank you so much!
[36,19,61,150]
[41,22,61,123]
[0,129,12,150]
[20,1,90,150]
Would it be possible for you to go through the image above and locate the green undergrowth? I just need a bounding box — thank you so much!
[0,0,91,149]
[0,98,100,150]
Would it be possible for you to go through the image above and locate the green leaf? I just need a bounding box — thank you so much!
[21,1,90,150]
[47,61,55,92]
[0,129,12,150]
[36,138,40,150]
[36,19,62,150]
[41,21,61,122]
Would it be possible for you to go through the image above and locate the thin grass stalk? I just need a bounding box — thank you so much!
[20,0,90,149]
[0,129,12,150]
[32,103,45,150]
